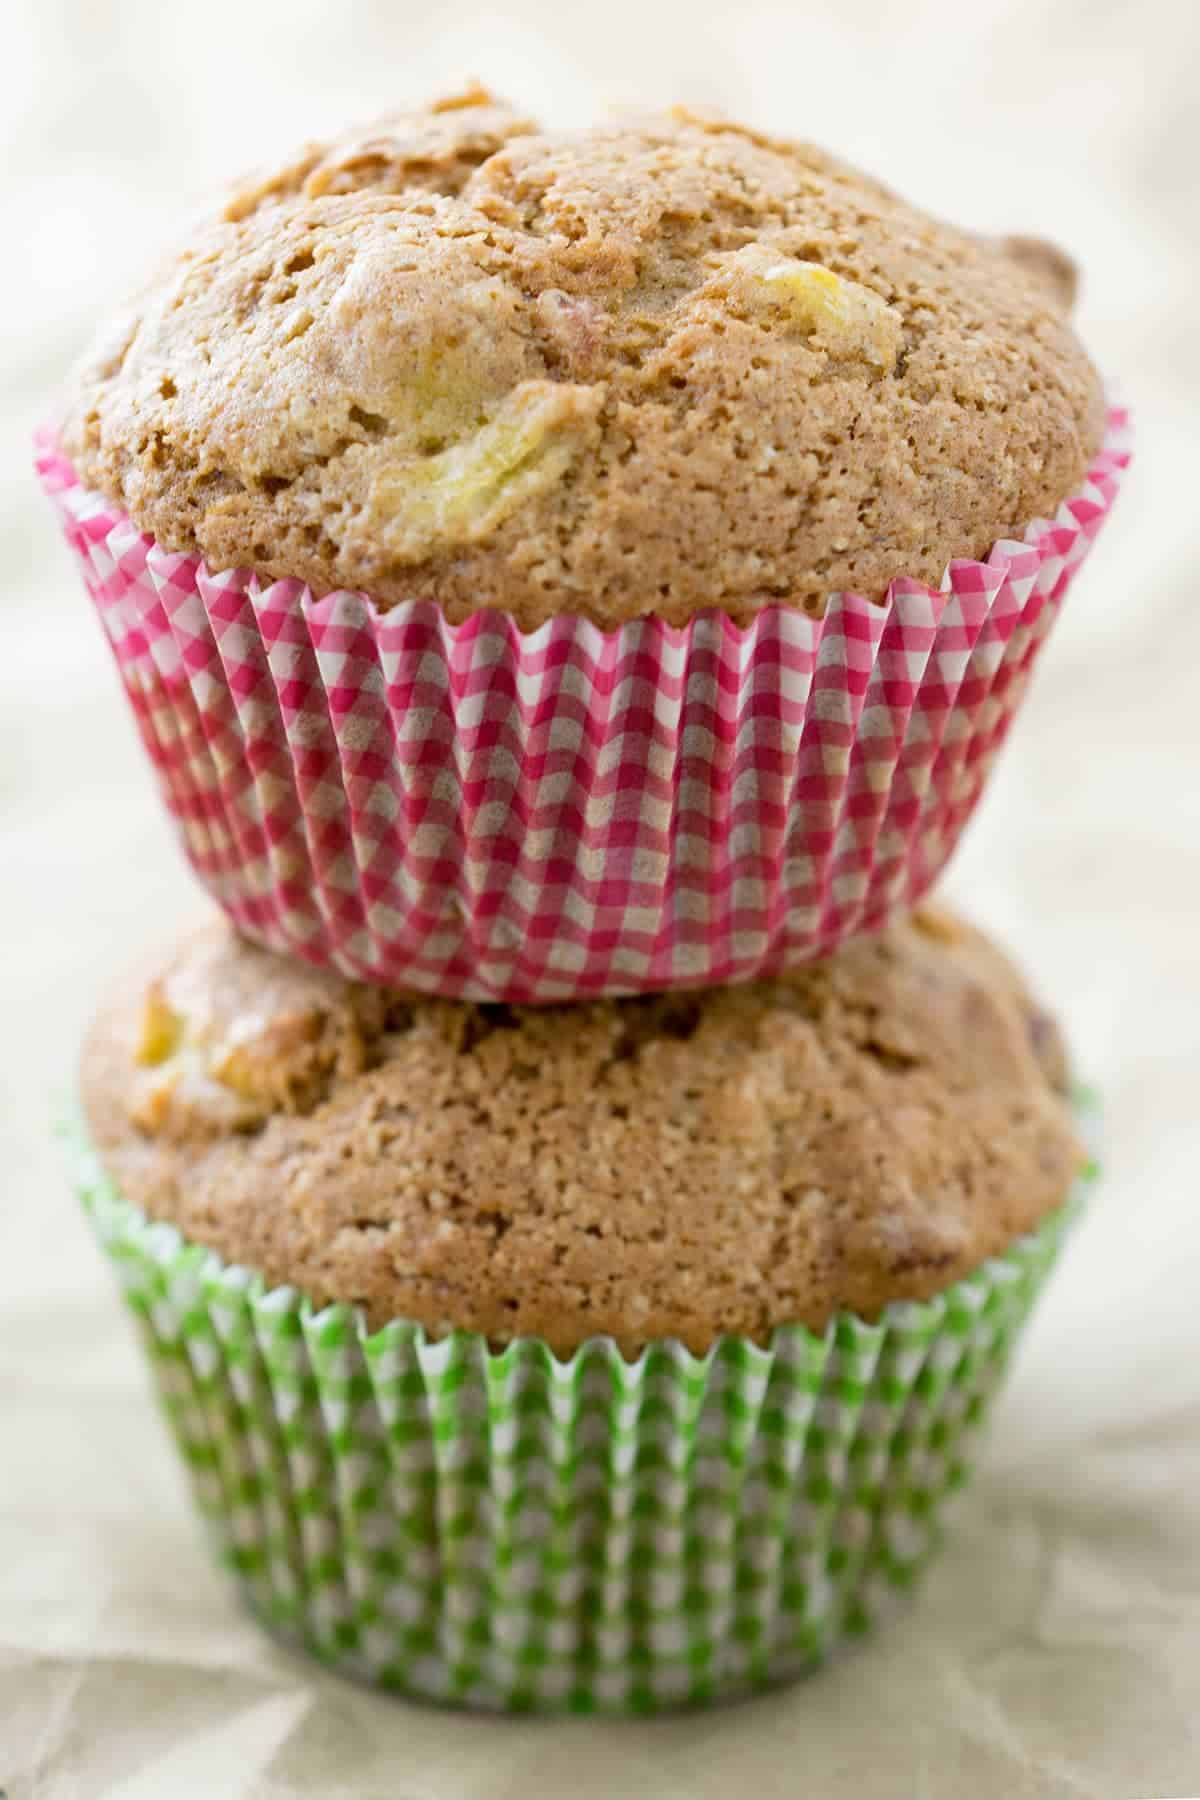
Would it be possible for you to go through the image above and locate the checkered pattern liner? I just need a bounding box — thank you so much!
[38,411,1128,1001]
[72,1130,1085,1714]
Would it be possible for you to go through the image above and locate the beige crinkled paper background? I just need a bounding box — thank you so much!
[2,0,1198,1793]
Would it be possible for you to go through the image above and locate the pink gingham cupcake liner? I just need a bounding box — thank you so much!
[38,407,1128,1001]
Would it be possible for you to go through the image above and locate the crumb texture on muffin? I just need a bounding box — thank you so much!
[60,89,1104,630]
[81,906,1081,1354]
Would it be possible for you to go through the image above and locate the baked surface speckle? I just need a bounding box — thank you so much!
[81,904,1081,1354]
[61,88,1104,630]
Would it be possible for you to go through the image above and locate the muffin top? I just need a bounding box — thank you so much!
[60,87,1104,631]
[81,905,1080,1354]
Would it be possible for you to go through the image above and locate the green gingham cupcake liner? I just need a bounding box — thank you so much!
[70,1123,1091,1715]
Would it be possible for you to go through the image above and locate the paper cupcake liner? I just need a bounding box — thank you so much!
[38,411,1128,1000]
[70,1125,1089,1714]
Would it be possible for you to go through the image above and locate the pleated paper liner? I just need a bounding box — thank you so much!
[69,1120,1093,1714]
[38,410,1128,1002]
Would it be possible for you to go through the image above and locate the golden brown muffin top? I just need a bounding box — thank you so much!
[60,88,1104,630]
[80,906,1080,1354]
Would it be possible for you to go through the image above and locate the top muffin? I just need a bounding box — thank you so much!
[62,85,1104,630]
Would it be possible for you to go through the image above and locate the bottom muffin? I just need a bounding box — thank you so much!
[73,906,1086,1712]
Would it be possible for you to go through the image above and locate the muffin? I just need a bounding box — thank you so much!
[74,902,1088,1711]
[40,90,1128,998]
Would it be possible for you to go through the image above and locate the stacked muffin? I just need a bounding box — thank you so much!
[43,90,1126,1712]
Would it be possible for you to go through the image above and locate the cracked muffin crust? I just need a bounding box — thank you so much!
[80,905,1081,1354]
[60,87,1104,630]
